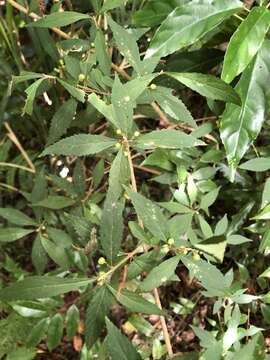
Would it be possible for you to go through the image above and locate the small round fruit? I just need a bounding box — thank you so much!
[167,238,175,246]
[115,142,121,150]
[116,129,122,135]
[149,83,157,90]
[78,73,86,82]
[134,131,140,137]
[193,252,201,261]
[98,257,106,265]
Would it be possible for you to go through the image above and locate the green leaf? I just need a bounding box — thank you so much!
[108,286,165,315]
[195,236,227,263]
[227,234,251,245]
[180,256,229,296]
[88,93,118,127]
[28,11,89,28]
[46,314,64,351]
[57,79,85,102]
[101,0,127,12]
[133,0,188,27]
[140,256,180,292]
[26,318,49,347]
[231,333,264,360]
[153,87,196,127]
[40,235,70,269]
[0,276,92,301]
[47,98,77,145]
[66,305,80,339]
[262,178,270,208]
[10,71,43,92]
[239,157,270,172]
[0,228,35,242]
[5,347,36,360]
[167,72,240,105]
[124,187,168,242]
[145,0,242,59]
[95,29,111,76]
[41,134,116,156]
[108,17,141,74]
[127,250,164,280]
[222,7,270,84]
[0,208,36,226]
[252,204,270,220]
[105,318,142,360]
[33,195,75,209]
[200,187,220,213]
[135,129,199,150]
[220,40,270,175]
[100,197,124,265]
[23,78,46,115]
[85,286,114,348]
[31,234,48,274]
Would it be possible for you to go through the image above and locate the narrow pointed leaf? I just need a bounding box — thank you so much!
[0,276,92,301]
[239,157,270,172]
[145,0,242,59]
[28,11,89,28]
[222,7,270,83]
[0,228,35,242]
[41,134,116,156]
[124,187,168,242]
[0,208,36,226]
[105,318,142,360]
[167,72,240,105]
[220,40,270,171]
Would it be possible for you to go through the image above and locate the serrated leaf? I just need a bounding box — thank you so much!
[46,314,64,351]
[40,235,70,269]
[33,195,75,209]
[108,286,165,315]
[23,78,46,115]
[133,0,188,27]
[0,208,36,226]
[124,187,168,242]
[42,134,116,156]
[28,11,89,28]
[153,87,196,127]
[167,72,240,105]
[85,286,114,348]
[88,93,118,127]
[47,98,77,145]
[95,29,111,75]
[105,318,142,360]
[145,0,242,59]
[26,318,49,347]
[31,234,48,274]
[0,228,35,242]
[0,276,92,301]
[200,187,220,213]
[252,204,270,220]
[180,255,229,296]
[135,129,199,150]
[239,157,270,172]
[108,17,142,74]
[100,197,124,264]
[127,250,164,280]
[66,305,80,339]
[220,40,270,175]
[222,7,270,84]
[140,256,180,292]
[195,236,227,263]
[57,79,85,102]
[101,0,127,12]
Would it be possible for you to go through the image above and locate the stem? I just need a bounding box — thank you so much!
[4,122,36,172]
[0,162,35,173]
[123,137,174,357]
[6,0,70,39]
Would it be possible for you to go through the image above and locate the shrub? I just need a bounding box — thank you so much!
[1,0,270,359]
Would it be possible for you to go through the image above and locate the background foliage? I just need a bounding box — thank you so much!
[1,0,270,359]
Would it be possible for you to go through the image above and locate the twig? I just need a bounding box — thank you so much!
[4,122,36,172]
[123,136,174,357]
[133,164,161,176]
[6,0,70,39]
[0,162,35,173]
